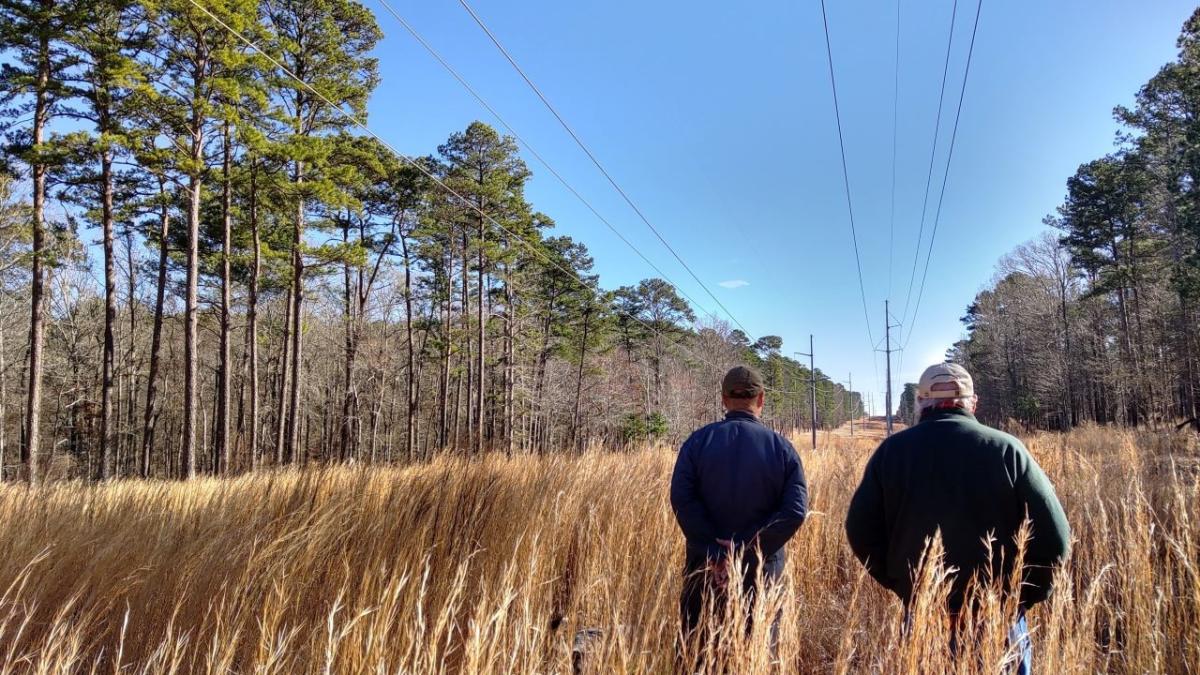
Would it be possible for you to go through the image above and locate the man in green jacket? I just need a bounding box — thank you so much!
[845,363,1069,674]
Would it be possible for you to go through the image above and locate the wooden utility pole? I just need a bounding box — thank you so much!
[795,334,816,449]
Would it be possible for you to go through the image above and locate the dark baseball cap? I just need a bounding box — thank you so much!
[722,365,765,398]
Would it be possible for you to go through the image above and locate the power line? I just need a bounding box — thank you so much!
[903,0,984,351]
[374,0,731,337]
[818,0,882,409]
[887,0,901,301]
[899,0,958,328]
[818,0,876,351]
[184,0,813,396]
[456,0,757,340]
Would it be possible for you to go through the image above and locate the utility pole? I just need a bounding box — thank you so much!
[885,301,893,436]
[795,334,816,450]
[835,372,855,437]
[849,372,854,437]
[880,301,902,437]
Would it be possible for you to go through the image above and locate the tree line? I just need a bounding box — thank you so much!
[0,0,861,482]
[947,10,1200,431]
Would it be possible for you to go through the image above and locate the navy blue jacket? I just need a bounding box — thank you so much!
[670,410,809,573]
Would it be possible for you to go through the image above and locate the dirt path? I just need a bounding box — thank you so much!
[829,417,905,441]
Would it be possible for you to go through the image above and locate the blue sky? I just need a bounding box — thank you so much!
[362,0,1197,414]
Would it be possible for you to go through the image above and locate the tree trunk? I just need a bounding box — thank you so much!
[1059,274,1075,427]
[503,256,514,455]
[22,14,50,484]
[437,234,451,449]
[1,318,7,480]
[462,230,472,449]
[439,280,450,449]
[341,217,354,461]
[1182,296,1199,423]
[286,161,305,463]
[248,159,261,471]
[452,358,463,451]
[141,176,170,478]
[1116,283,1137,425]
[571,304,592,452]
[97,141,116,480]
[218,122,233,474]
[114,372,124,474]
[182,146,202,479]
[200,404,208,474]
[652,338,663,413]
[476,215,485,455]
[123,230,137,478]
[401,232,418,461]
[274,282,293,465]
[234,338,247,459]
[532,303,556,449]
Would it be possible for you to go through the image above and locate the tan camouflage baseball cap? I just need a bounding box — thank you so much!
[917,362,974,400]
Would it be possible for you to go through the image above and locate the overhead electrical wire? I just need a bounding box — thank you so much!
[455,0,757,341]
[374,0,732,337]
[184,0,816,396]
[818,0,876,351]
[883,0,902,416]
[818,0,882,409]
[902,0,984,352]
[887,0,901,302]
[898,0,958,328]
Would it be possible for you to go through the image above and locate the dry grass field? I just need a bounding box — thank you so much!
[0,426,1197,673]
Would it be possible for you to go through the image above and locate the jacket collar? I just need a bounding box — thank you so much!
[725,409,761,423]
[918,407,977,424]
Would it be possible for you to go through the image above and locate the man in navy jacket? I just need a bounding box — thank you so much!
[670,365,809,644]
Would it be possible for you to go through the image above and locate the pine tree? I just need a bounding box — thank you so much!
[615,279,695,416]
[261,0,381,463]
[897,382,918,425]
[437,122,531,453]
[56,0,148,479]
[135,0,258,477]
[0,0,82,482]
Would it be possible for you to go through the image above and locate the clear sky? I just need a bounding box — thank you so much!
[361,0,1197,414]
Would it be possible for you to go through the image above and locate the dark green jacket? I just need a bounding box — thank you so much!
[845,408,1070,610]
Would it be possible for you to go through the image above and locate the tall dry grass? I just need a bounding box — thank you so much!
[0,426,1196,673]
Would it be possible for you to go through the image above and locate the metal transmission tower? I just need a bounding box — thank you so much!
[795,335,816,450]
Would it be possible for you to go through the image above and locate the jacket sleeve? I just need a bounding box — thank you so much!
[845,445,895,594]
[1012,441,1071,607]
[669,436,722,558]
[751,439,809,559]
